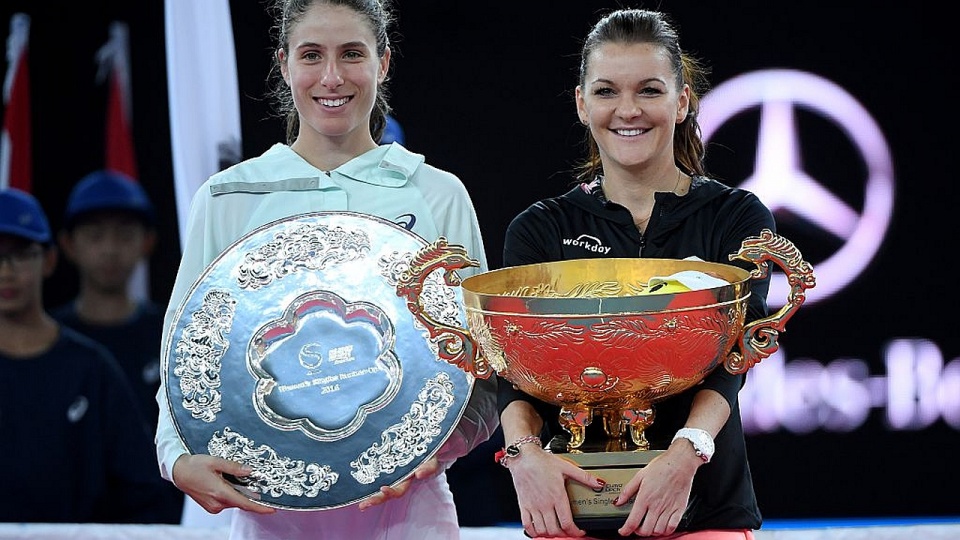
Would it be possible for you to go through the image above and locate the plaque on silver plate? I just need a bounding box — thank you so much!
[162,211,479,510]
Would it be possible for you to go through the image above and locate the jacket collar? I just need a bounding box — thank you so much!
[335,142,425,187]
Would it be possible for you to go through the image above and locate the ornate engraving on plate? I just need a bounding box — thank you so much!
[248,290,402,442]
[208,427,339,498]
[236,223,371,290]
[349,373,455,484]
[379,251,461,355]
[174,289,237,422]
[165,212,477,510]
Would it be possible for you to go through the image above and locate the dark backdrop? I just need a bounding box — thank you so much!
[2,0,954,523]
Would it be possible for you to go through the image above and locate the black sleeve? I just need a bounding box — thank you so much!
[95,348,182,523]
[502,200,563,267]
[498,200,564,425]
[698,191,776,407]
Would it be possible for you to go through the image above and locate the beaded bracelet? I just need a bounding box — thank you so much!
[494,435,542,467]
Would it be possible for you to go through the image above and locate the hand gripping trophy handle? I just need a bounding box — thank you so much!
[394,237,493,380]
[725,228,817,375]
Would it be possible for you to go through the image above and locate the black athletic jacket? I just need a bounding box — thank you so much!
[499,175,772,531]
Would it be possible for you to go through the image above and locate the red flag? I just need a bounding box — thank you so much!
[96,21,148,300]
[1,13,31,191]
[97,21,138,179]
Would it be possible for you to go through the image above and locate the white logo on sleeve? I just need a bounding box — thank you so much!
[562,234,612,254]
[143,360,161,385]
[67,396,89,423]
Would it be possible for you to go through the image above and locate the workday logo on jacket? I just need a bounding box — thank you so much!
[562,234,611,255]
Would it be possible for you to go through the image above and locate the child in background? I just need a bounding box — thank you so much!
[50,170,184,523]
[0,187,174,523]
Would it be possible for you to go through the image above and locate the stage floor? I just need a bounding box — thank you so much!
[1,520,959,540]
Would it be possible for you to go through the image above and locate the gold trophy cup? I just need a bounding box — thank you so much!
[396,229,815,530]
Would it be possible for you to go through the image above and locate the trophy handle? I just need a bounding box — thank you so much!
[395,237,492,379]
[724,229,817,375]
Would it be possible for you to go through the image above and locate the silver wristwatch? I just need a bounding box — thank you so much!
[672,427,715,463]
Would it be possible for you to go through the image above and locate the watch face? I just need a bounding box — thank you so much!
[163,211,476,510]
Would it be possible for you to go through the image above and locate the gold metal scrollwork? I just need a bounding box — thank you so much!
[395,238,491,378]
[725,229,817,374]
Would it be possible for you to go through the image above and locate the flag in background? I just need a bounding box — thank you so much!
[1,13,31,191]
[96,21,149,300]
[164,0,242,526]
[165,0,242,250]
[97,21,138,179]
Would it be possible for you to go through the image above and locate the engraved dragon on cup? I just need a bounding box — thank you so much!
[725,228,816,374]
[396,238,490,378]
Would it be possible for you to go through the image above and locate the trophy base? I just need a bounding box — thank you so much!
[550,435,665,537]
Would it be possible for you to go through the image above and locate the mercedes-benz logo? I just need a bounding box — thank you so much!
[699,69,894,307]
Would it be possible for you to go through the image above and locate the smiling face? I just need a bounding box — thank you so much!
[576,42,689,176]
[278,2,390,155]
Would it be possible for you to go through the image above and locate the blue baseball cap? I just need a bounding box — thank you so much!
[64,170,155,228]
[380,114,405,145]
[0,188,52,243]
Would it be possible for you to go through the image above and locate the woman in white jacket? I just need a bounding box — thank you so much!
[155,1,497,538]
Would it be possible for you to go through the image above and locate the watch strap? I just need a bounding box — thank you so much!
[672,427,715,463]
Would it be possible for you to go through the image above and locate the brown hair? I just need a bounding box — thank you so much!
[267,0,394,145]
[575,9,710,182]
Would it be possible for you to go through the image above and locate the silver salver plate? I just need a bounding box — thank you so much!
[162,211,476,510]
